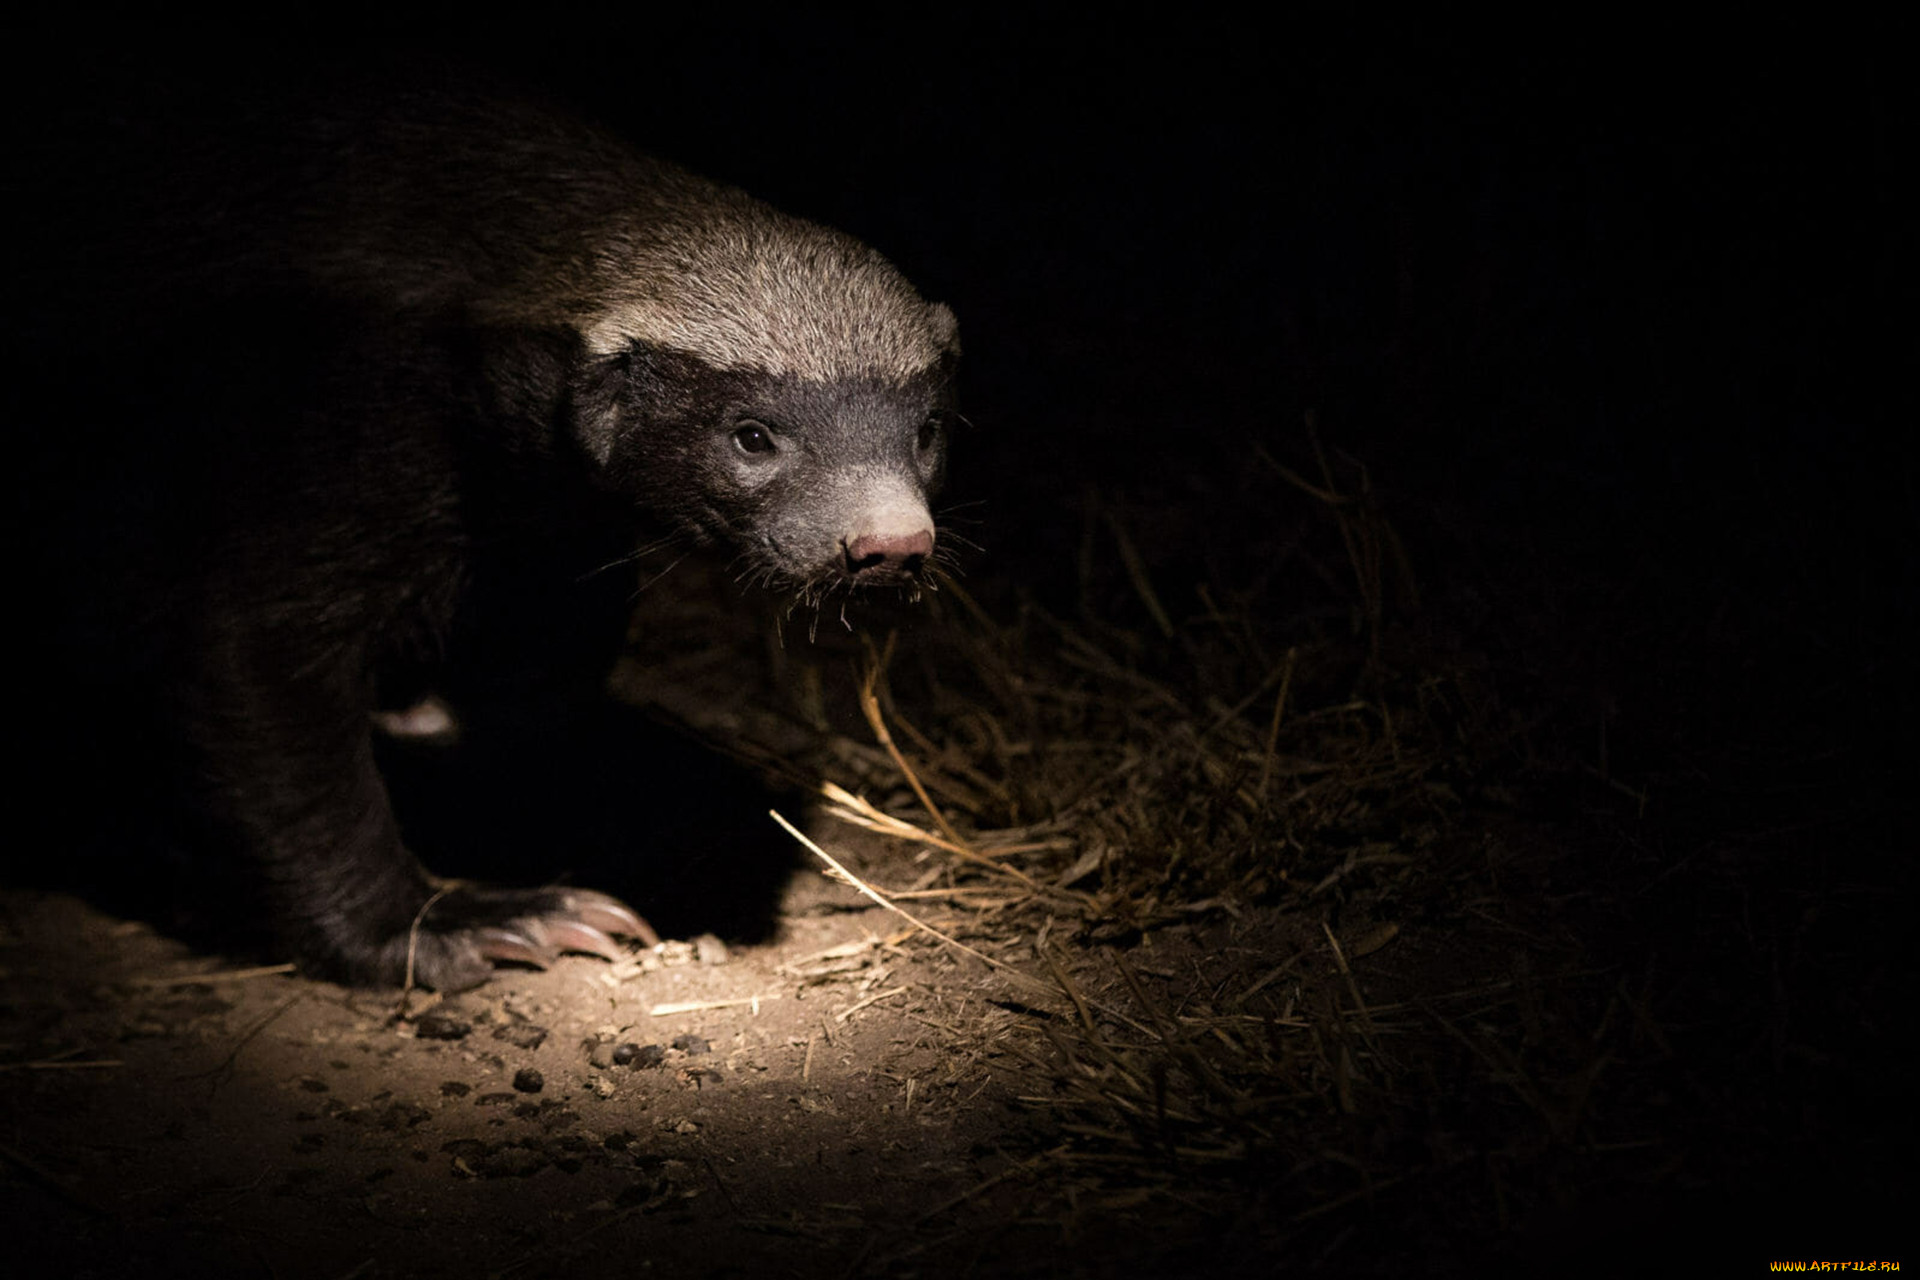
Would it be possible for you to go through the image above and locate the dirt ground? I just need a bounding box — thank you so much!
[0,839,1066,1279]
[0,807,1415,1278]
[0,816,1613,1280]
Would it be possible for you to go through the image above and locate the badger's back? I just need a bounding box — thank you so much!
[49,84,954,390]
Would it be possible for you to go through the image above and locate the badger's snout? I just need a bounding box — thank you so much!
[830,474,936,585]
[844,526,934,582]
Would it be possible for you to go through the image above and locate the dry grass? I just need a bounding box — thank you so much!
[612,419,1902,1268]
[686,434,1619,1263]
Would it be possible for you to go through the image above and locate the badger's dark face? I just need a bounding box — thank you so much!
[583,342,957,602]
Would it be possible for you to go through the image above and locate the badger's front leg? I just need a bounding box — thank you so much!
[181,640,654,991]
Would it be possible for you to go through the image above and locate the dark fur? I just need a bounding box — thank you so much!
[10,82,958,989]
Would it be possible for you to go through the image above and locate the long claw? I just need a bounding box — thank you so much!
[399,886,659,988]
[572,894,661,948]
[473,926,557,969]
[541,920,624,963]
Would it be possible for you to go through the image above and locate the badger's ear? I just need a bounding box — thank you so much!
[926,302,960,358]
[465,324,605,455]
[569,349,631,467]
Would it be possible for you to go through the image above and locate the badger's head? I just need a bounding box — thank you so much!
[565,201,960,605]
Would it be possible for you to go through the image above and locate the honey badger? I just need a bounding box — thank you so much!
[16,83,959,990]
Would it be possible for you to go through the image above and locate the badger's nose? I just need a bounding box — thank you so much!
[844,528,934,579]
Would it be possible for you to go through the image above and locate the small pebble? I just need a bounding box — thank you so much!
[492,1021,548,1051]
[414,1013,471,1042]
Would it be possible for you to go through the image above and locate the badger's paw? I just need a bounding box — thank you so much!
[381,884,661,992]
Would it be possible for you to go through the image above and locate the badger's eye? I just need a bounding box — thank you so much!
[916,416,942,454]
[733,421,776,455]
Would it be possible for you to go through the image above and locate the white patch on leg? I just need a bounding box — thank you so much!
[372,695,460,744]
